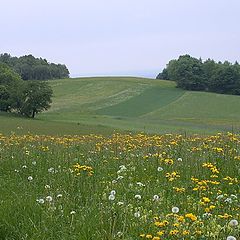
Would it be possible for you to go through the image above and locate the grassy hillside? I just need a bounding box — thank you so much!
[1,76,240,135]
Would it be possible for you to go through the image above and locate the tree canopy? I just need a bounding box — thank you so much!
[157,55,240,95]
[0,53,69,80]
[0,63,52,118]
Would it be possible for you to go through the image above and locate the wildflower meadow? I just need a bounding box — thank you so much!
[0,133,239,239]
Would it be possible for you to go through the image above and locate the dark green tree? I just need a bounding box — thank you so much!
[0,63,23,111]
[167,55,206,90]
[0,53,70,80]
[209,64,240,94]
[156,68,169,80]
[20,81,53,118]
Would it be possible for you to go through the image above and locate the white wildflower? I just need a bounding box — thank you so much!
[108,194,115,201]
[46,196,53,202]
[157,166,163,172]
[27,176,33,181]
[229,219,238,227]
[202,213,212,218]
[227,236,236,240]
[110,190,116,195]
[36,198,45,204]
[135,194,141,200]
[224,198,233,204]
[48,167,55,173]
[230,194,237,199]
[136,182,145,187]
[134,211,140,218]
[117,175,124,180]
[172,207,179,213]
[119,165,127,171]
[153,195,160,201]
[216,194,224,200]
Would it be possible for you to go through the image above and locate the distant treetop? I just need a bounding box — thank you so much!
[156,54,240,95]
[0,53,70,80]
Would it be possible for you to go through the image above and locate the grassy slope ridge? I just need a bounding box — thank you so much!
[1,76,240,135]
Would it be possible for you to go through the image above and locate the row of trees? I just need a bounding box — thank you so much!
[0,53,69,80]
[0,63,52,118]
[157,55,240,95]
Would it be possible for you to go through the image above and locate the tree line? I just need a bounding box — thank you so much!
[157,55,240,95]
[0,53,69,80]
[0,63,52,118]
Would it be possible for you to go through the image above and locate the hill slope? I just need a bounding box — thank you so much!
[1,76,240,135]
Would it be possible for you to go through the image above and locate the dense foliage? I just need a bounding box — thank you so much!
[157,55,240,95]
[0,53,69,80]
[0,63,52,117]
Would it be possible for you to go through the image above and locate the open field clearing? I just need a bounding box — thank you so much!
[40,77,240,134]
[1,77,240,135]
[0,133,239,239]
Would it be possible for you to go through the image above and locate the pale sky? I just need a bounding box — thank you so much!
[0,0,239,78]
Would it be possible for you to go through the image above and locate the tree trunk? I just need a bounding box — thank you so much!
[32,111,35,118]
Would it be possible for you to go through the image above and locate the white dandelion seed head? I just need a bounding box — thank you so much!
[135,194,142,200]
[172,207,179,213]
[27,176,33,181]
[227,236,236,240]
[112,180,117,184]
[32,161,37,165]
[22,165,27,169]
[70,210,76,215]
[45,185,51,189]
[229,219,238,227]
[230,194,237,199]
[136,182,145,187]
[216,194,224,200]
[57,194,63,198]
[134,211,140,218]
[224,198,233,204]
[153,195,160,201]
[48,167,55,173]
[117,201,124,206]
[119,165,127,171]
[202,213,212,218]
[157,166,163,172]
[117,175,124,180]
[110,190,116,195]
[46,196,53,202]
[108,194,115,201]
[177,157,183,162]
[36,198,45,204]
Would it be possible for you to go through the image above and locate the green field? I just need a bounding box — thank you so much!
[1,76,240,135]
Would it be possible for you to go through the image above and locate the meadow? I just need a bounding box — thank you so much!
[0,132,239,239]
[2,77,240,135]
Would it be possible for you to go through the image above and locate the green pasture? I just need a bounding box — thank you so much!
[1,76,240,135]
